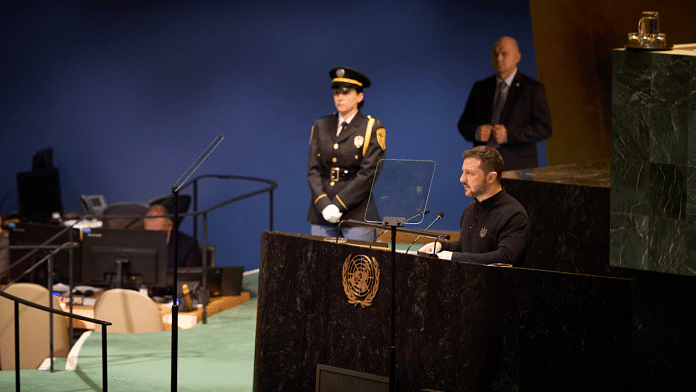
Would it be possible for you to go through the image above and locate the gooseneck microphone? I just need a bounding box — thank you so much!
[405,212,444,253]
[369,209,430,249]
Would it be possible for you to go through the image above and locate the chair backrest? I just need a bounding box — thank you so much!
[102,203,149,229]
[0,283,69,370]
[94,288,164,333]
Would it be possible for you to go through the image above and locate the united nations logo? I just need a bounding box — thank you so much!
[337,68,345,77]
[342,254,380,308]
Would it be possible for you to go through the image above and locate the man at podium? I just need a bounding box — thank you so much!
[419,146,529,266]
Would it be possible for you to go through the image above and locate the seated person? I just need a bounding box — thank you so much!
[419,146,529,266]
[144,204,201,269]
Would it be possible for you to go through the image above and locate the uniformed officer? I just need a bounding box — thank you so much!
[307,66,386,240]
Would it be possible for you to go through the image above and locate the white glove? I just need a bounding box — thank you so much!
[436,250,453,260]
[321,204,342,223]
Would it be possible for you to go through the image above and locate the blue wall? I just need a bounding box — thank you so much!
[0,0,539,272]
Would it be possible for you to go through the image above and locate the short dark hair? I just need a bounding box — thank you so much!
[462,146,504,183]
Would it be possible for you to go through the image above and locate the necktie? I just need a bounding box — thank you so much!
[337,121,348,137]
[491,80,508,125]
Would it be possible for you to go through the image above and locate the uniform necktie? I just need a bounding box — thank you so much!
[337,121,348,137]
[491,80,508,125]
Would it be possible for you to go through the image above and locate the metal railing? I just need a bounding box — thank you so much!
[186,174,277,239]
[149,174,277,324]
[0,238,112,392]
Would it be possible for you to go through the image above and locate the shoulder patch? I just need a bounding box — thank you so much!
[376,128,386,150]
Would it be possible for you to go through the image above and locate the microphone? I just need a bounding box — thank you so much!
[406,209,430,224]
[405,212,444,253]
[369,209,430,249]
[181,283,193,311]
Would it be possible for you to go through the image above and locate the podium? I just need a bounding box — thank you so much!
[254,231,632,391]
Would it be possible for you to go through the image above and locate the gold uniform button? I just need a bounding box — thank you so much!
[332,157,337,163]
[333,143,339,150]
[355,155,359,160]
[330,181,335,186]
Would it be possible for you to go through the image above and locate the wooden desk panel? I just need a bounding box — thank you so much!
[64,293,250,331]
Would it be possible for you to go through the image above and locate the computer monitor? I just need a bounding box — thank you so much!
[81,228,167,288]
[174,266,244,297]
[16,168,63,223]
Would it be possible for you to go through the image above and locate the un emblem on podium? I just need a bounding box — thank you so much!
[342,254,380,308]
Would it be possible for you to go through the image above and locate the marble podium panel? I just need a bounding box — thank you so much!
[254,231,631,392]
[611,44,696,277]
[502,160,611,276]
[501,156,696,390]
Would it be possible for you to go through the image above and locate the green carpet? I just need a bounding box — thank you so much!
[0,271,259,392]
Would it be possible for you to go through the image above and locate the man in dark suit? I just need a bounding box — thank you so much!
[144,204,201,269]
[457,36,552,171]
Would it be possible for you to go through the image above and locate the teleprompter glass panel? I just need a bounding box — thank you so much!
[364,159,435,225]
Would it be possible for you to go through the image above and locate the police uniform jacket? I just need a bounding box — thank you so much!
[307,111,386,224]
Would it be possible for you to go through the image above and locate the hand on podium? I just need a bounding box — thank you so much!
[418,241,442,255]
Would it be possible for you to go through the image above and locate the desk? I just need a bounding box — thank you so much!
[65,293,250,331]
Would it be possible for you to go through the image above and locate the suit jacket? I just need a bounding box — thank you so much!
[457,71,552,171]
[307,111,386,224]
[167,230,201,269]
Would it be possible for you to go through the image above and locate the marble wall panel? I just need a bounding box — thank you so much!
[611,48,696,277]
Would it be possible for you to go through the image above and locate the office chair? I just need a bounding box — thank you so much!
[0,283,70,370]
[94,289,165,333]
[101,202,149,229]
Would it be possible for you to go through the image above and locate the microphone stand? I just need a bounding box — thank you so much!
[404,212,444,254]
[166,132,224,392]
[342,218,449,392]
[171,186,179,392]
[369,209,429,249]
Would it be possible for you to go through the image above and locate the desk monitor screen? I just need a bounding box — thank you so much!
[16,168,63,223]
[173,266,244,297]
[81,228,167,288]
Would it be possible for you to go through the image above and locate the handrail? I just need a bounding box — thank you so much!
[181,174,277,239]
[180,174,276,325]
[0,288,111,392]
[1,242,79,291]
[1,224,76,282]
[0,289,111,325]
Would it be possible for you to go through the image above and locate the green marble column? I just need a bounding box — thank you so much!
[611,45,696,276]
